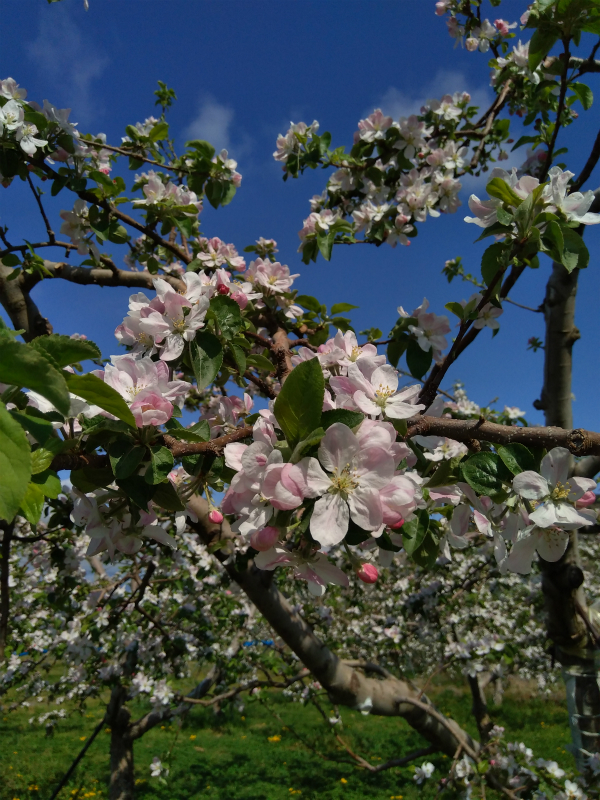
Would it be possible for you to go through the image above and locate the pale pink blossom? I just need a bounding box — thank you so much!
[255,546,348,596]
[302,423,396,546]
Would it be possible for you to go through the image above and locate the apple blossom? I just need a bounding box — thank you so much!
[301,422,396,546]
[254,546,349,596]
[512,447,596,530]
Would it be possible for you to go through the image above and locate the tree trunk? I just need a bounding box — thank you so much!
[108,688,135,800]
[0,520,13,661]
[536,260,600,774]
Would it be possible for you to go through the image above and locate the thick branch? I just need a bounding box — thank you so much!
[186,495,480,759]
[32,260,184,292]
[405,415,600,456]
[51,416,600,473]
[272,328,293,383]
[0,265,53,341]
[533,262,579,425]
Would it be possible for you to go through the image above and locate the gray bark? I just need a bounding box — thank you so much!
[108,687,135,800]
[536,260,600,774]
[0,264,52,341]
[187,495,480,759]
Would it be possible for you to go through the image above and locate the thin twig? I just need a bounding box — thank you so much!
[27,174,55,242]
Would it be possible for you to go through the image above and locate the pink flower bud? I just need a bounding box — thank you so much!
[356,563,378,584]
[388,517,405,530]
[250,526,279,551]
[466,37,479,52]
[208,509,224,524]
[217,284,230,295]
[576,491,596,508]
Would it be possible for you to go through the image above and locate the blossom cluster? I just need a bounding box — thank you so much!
[275,91,475,257]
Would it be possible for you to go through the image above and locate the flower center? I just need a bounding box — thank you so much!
[551,481,570,501]
[374,383,394,406]
[329,466,359,498]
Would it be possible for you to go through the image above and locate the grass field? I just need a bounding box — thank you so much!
[0,680,574,800]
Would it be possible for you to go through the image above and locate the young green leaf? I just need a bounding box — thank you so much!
[30,334,101,367]
[0,340,71,417]
[64,372,136,428]
[0,401,32,521]
[406,338,433,380]
[274,358,325,448]
[190,332,223,390]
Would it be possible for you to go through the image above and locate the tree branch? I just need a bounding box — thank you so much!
[186,494,481,759]
[28,260,185,292]
[0,264,52,341]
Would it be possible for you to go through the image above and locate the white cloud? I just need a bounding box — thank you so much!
[184,97,234,151]
[26,11,108,124]
[375,69,493,121]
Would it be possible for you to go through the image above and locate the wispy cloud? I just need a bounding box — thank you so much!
[26,11,108,125]
[375,69,493,121]
[184,96,234,151]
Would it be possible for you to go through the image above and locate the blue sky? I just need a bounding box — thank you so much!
[2,0,600,432]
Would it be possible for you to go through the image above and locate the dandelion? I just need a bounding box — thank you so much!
[268,734,281,742]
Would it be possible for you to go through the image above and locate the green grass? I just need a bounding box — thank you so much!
[0,680,574,800]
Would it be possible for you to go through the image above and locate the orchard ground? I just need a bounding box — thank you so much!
[0,678,574,800]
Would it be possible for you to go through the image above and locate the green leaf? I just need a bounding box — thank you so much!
[295,295,323,314]
[425,458,463,489]
[461,452,511,496]
[330,303,358,315]
[109,440,147,480]
[190,332,223,390]
[317,229,335,261]
[345,518,372,545]
[30,447,55,475]
[496,206,513,226]
[185,139,215,160]
[444,302,464,320]
[0,401,32,521]
[571,82,593,110]
[231,343,247,375]
[387,337,408,368]
[145,445,174,485]
[1,253,21,267]
[486,177,522,207]
[480,242,506,288]
[542,219,564,261]
[290,427,325,463]
[560,226,589,272]
[321,409,364,430]
[402,509,438,568]
[18,481,45,525]
[71,467,114,493]
[32,469,61,499]
[0,340,71,416]
[10,409,55,445]
[497,444,536,476]
[165,418,211,442]
[406,339,433,380]
[209,295,243,340]
[152,480,185,512]
[246,353,275,373]
[274,358,325,448]
[149,120,169,142]
[116,476,155,509]
[63,372,136,428]
[30,334,101,368]
[528,27,559,71]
